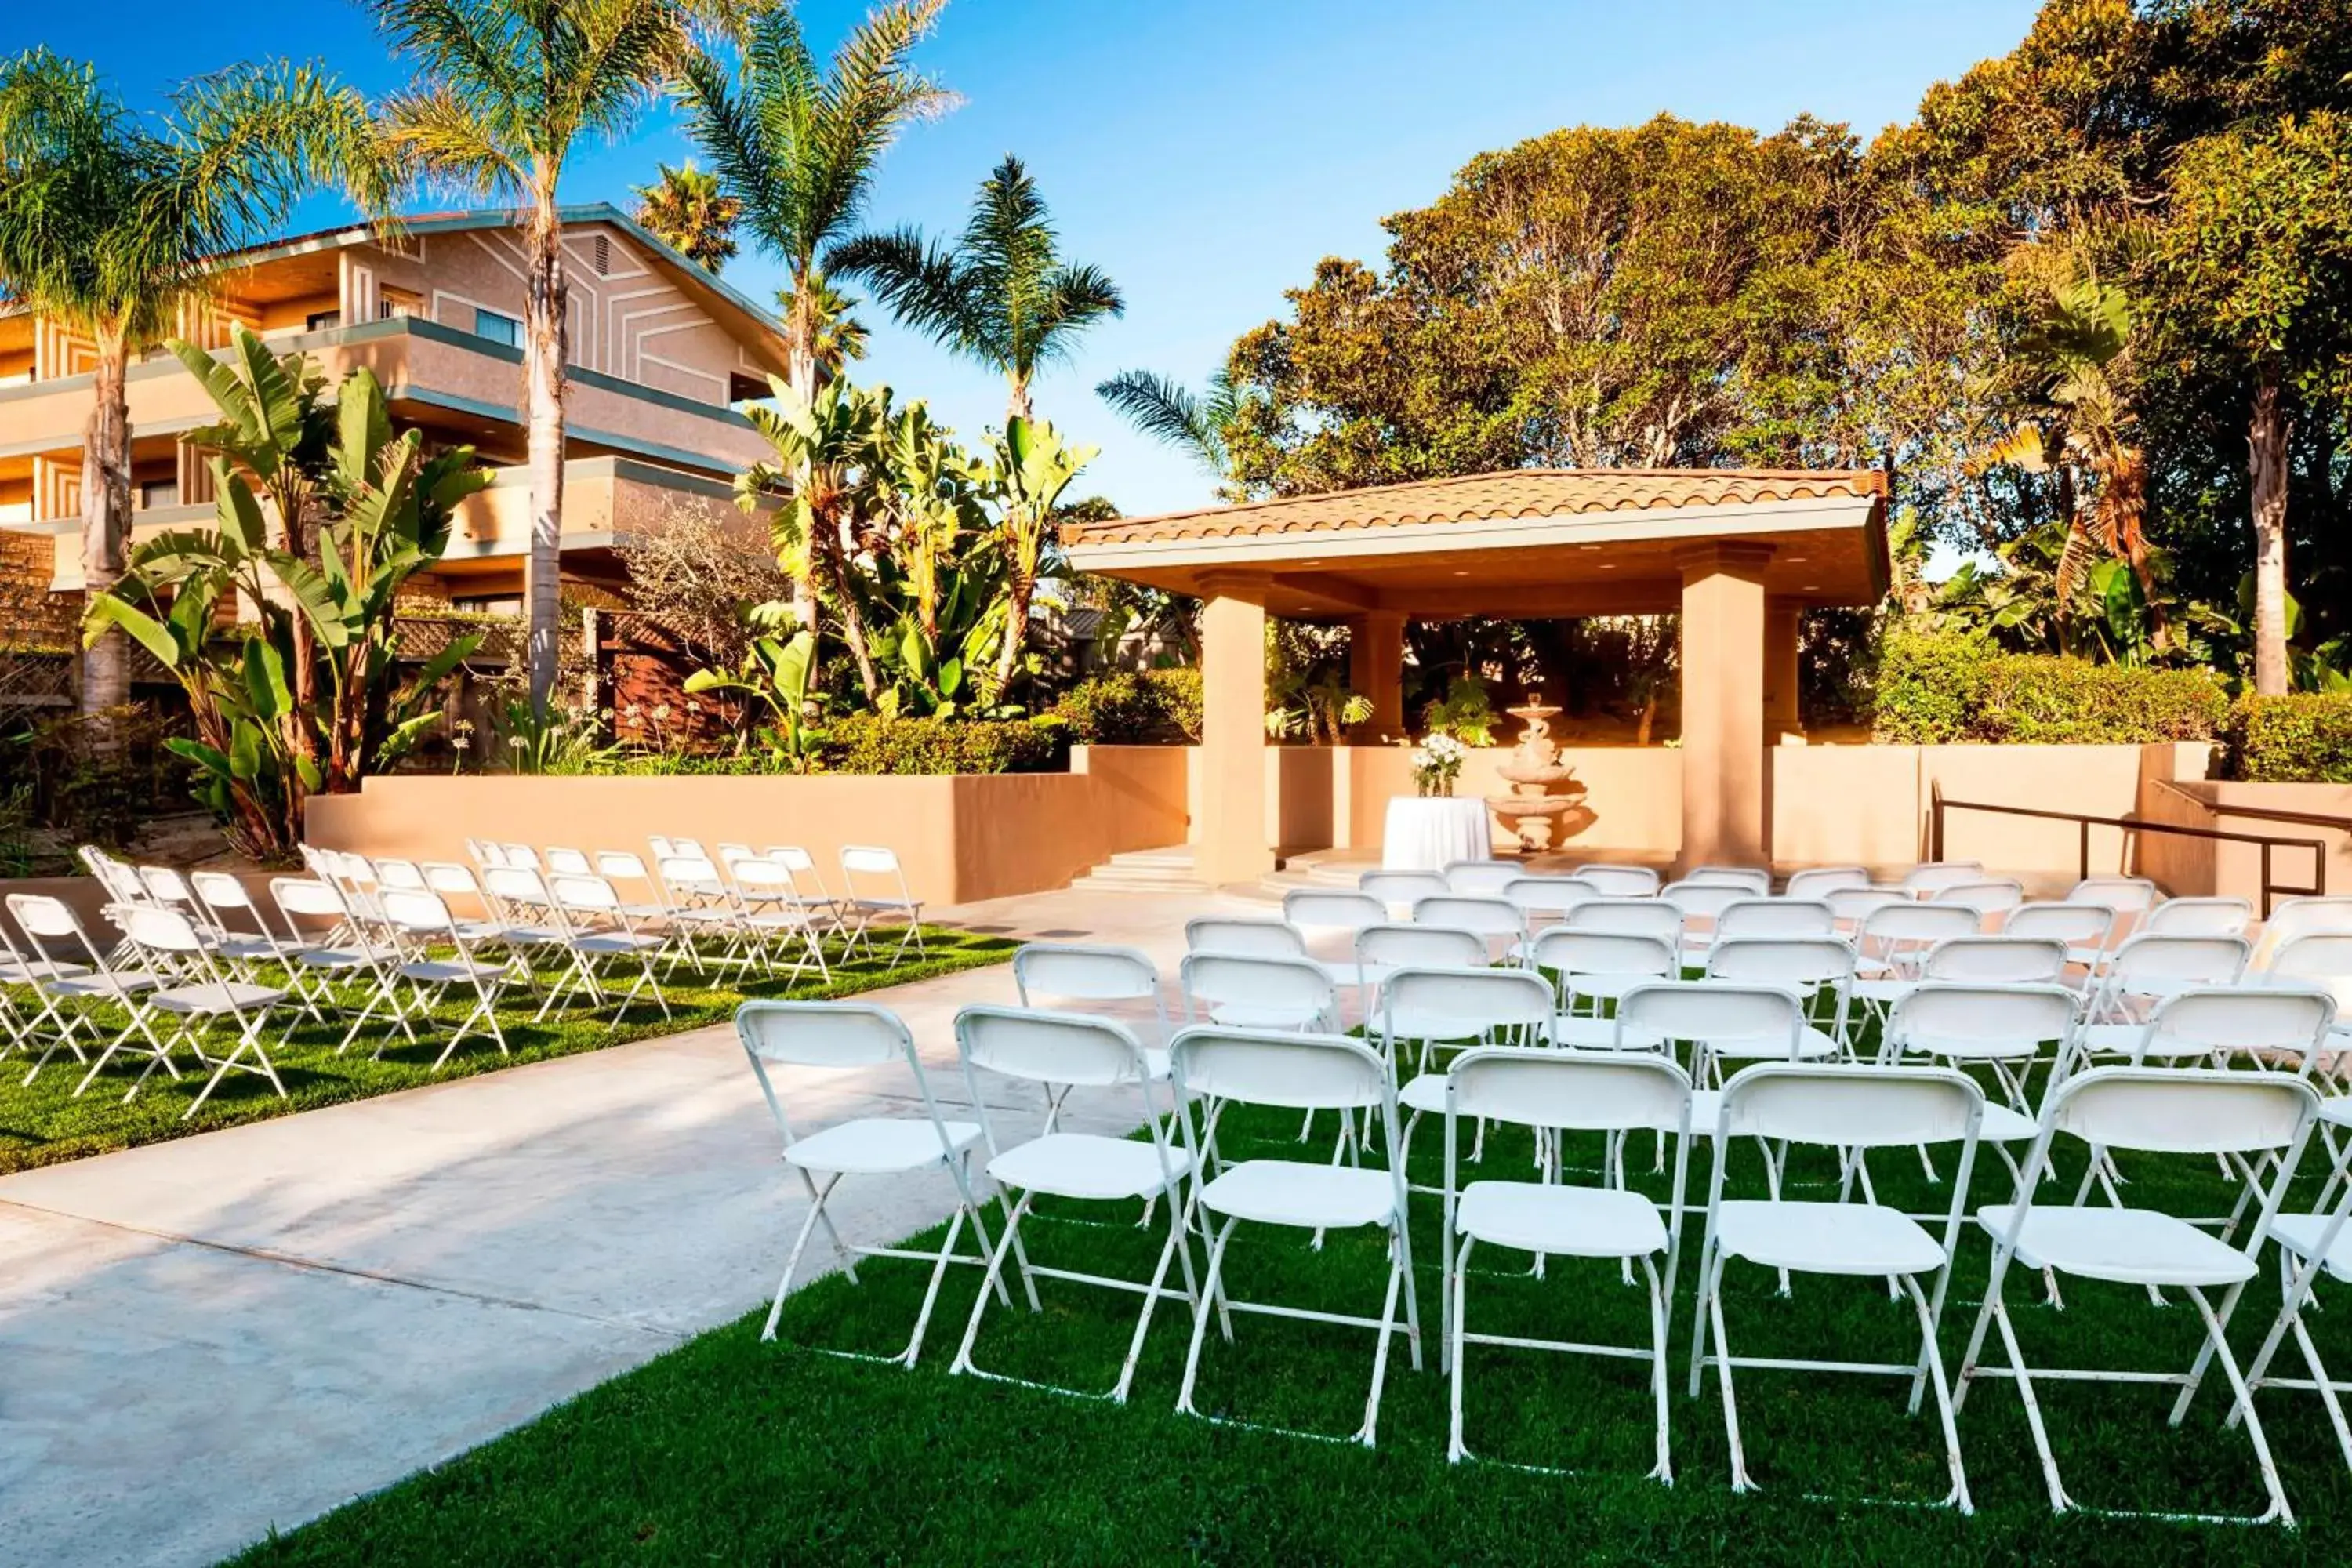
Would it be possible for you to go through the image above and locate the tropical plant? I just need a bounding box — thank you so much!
[779,270,870,387]
[1265,672,1371,745]
[975,416,1095,695]
[82,348,491,855]
[630,158,740,270]
[835,154,1123,422]
[683,625,828,771]
[0,47,386,717]
[368,0,704,716]
[674,0,952,403]
[1421,674,1498,746]
[489,695,622,774]
[856,401,1011,717]
[1094,367,1243,485]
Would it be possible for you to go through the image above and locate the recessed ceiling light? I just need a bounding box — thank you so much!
[1784,555,1808,564]
[1451,569,1470,576]
[1599,564,1617,571]
[1802,584,1821,591]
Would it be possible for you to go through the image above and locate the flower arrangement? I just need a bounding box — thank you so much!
[1410,731,1467,797]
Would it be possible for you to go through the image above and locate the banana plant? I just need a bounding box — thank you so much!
[978,416,1096,699]
[684,627,829,772]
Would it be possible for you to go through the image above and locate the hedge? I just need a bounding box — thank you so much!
[1871,629,2229,746]
[819,713,1062,775]
[1051,667,1203,744]
[2224,694,2352,782]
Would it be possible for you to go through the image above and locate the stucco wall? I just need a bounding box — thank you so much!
[2136,777,2352,905]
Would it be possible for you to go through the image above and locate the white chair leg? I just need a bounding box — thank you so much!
[1642,1254,1672,1485]
[1447,1236,1474,1462]
[1901,1273,1973,1513]
[1174,1217,1240,1418]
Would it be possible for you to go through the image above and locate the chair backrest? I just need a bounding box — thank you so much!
[2107,932,2250,989]
[2258,897,2352,965]
[85,849,151,906]
[550,873,624,914]
[1526,927,1679,985]
[1715,898,1835,941]
[595,850,652,884]
[1185,916,1306,958]
[2068,874,2158,915]
[1499,876,1597,920]
[121,903,205,954]
[730,858,796,894]
[1449,1046,1692,1134]
[656,855,728,898]
[1784,866,1870,900]
[499,844,540,870]
[485,864,555,906]
[1359,869,1449,909]
[765,844,823,877]
[1859,900,1981,957]
[1014,942,1160,1007]
[374,858,428,892]
[1179,952,1334,1016]
[544,847,593,877]
[1169,1026,1388,1112]
[1409,895,1524,938]
[1705,935,1853,988]
[140,865,200,909]
[271,876,347,924]
[1933,878,2026,916]
[1380,965,1553,1036]
[1661,880,1744,920]
[1619,981,1805,1053]
[2003,901,2113,946]
[840,845,909,890]
[2268,932,2352,988]
[189,869,258,913]
[379,887,456,935]
[2142,896,2253,939]
[2043,1067,2317,1156]
[1282,889,1387,934]
[1889,983,2077,1060]
[957,1004,1149,1089]
[1901,861,1984,895]
[1827,887,1907,927]
[5,892,85,943]
[2138,985,2334,1069]
[423,862,485,902]
[1719,1062,1983,1151]
[1356,922,1488,971]
[1573,863,1660,897]
[1919,935,2069,984]
[647,834,677,860]
[1683,866,1771,895]
[1564,898,1682,943]
[1443,859,1522,895]
[739,999,913,1067]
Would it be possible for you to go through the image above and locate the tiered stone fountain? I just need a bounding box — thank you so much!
[1487,702,1586,852]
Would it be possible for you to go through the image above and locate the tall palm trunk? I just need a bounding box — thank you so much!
[2250,370,2291,696]
[783,264,820,639]
[522,187,568,717]
[78,332,132,717]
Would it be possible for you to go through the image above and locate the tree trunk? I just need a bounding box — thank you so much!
[784,268,820,639]
[79,335,134,717]
[523,191,570,718]
[2251,371,2292,696]
[996,562,1033,697]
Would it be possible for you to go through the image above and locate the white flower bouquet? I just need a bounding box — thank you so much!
[1410,731,1467,797]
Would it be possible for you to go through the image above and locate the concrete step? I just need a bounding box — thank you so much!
[1068,844,1213,895]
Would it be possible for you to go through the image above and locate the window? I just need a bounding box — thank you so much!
[139,480,180,511]
[305,310,342,333]
[473,308,521,348]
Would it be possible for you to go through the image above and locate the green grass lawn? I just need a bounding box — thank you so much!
[224,1027,2352,1565]
[0,926,1012,1174]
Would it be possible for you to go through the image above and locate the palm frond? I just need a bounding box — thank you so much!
[826,224,982,349]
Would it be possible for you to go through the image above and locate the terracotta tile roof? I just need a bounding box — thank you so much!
[1062,468,1887,548]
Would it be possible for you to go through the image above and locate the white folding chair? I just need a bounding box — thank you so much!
[272,877,416,1052]
[120,905,289,1121]
[1690,1063,1985,1511]
[760,844,851,937]
[1386,966,1555,1141]
[1408,895,1524,963]
[1178,953,1334,1033]
[1700,937,1854,1069]
[1661,880,1744,956]
[2082,932,2250,1042]
[1360,869,1449,918]
[1499,875,1599,927]
[2254,896,2352,970]
[499,842,542,871]
[729,858,832,984]
[1575,864,1661,898]
[2143,895,2254,940]
[543,846,594,878]
[1443,858,1523,896]
[1615,981,1807,1136]
[1443,1048,1693,1480]
[4,893,165,1096]
[377,887,513,1069]
[0,894,93,1066]
[1185,916,1305,960]
[1171,1026,1421,1445]
[1933,878,2026,920]
[1785,866,1870,900]
[653,853,754,974]
[1882,983,2078,1176]
[1683,866,1771,895]
[947,1005,1199,1402]
[547,873,672,1024]
[1853,901,1982,1017]
[738,1000,996,1367]
[2003,901,2114,985]
[1900,861,1985,898]
[1958,1069,2321,1523]
[838,845,926,967]
[189,871,305,974]
[1282,890,1390,1000]
[1011,942,1174,1127]
[1526,928,1677,1051]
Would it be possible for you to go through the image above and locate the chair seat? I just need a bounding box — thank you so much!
[1398,1074,1449,1114]
[1566,972,1662,1003]
[1854,977,1918,1006]
[988,1133,1192,1201]
[292,946,394,970]
[48,971,162,999]
[2321,1096,2352,1129]
[784,1116,980,1175]
[1457,1181,1668,1258]
[1199,1159,1398,1229]
[1207,1002,1325,1030]
[572,931,665,956]
[1978,1103,2039,1143]
[214,936,294,961]
[2,958,90,983]
[1976,1203,2256,1287]
[151,980,285,1016]
[1717,1200,1945,1276]
[1548,1012,1664,1051]
[2077,1022,2211,1060]
[1313,957,1394,989]
[850,897,921,915]
[1709,1024,1842,1061]
[1378,1007,1501,1043]
[398,958,507,986]
[2270,1212,2352,1282]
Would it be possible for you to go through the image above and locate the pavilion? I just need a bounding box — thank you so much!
[1061,468,1892,884]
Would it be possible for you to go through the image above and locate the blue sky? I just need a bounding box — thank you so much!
[7,0,2044,517]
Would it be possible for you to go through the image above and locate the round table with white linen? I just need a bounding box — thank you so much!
[1381,795,1492,872]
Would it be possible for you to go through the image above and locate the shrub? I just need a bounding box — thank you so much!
[822,713,1061,775]
[2225,694,2352,782]
[1871,628,2227,745]
[1052,667,1203,744]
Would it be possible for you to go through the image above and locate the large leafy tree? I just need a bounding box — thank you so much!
[368,0,707,717]
[630,158,740,270]
[675,0,951,405]
[835,154,1123,423]
[0,49,383,717]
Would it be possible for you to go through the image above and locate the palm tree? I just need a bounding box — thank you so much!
[631,159,740,270]
[1095,366,1241,483]
[368,0,704,717]
[0,49,383,717]
[675,0,952,405]
[779,270,869,387]
[834,154,1122,423]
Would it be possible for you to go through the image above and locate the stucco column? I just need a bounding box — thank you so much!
[1763,597,1802,740]
[1678,543,1774,869]
[1197,574,1273,886]
[1348,610,1406,741]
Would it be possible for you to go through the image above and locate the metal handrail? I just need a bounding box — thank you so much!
[1929,785,2328,917]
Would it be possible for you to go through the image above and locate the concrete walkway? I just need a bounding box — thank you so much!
[0,886,1238,1568]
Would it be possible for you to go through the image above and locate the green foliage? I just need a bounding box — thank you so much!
[2224,694,2352,783]
[1421,673,1498,746]
[1051,669,1203,745]
[488,699,621,776]
[1871,627,2228,745]
[684,627,829,771]
[820,713,1059,775]
[630,159,739,271]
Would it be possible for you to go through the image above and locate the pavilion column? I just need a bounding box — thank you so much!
[1676,543,1775,870]
[1196,572,1274,886]
[1762,597,1802,740]
[1348,609,1406,741]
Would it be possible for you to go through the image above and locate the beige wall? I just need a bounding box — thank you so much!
[2136,778,2352,906]
[303,746,1189,908]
